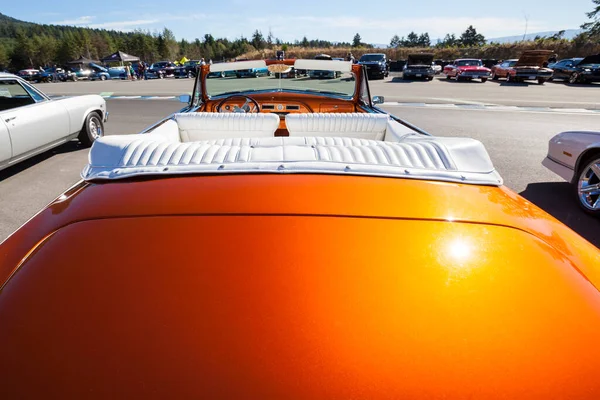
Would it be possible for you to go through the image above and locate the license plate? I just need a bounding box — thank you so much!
[416,74,422,77]
[529,76,535,80]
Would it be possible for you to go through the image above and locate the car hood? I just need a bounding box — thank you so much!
[578,54,600,66]
[515,50,554,67]
[407,53,434,65]
[2,209,600,397]
[360,60,385,65]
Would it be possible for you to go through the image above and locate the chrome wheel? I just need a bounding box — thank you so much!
[577,157,600,212]
[569,72,579,84]
[88,115,103,140]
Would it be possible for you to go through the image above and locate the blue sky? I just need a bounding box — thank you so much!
[3,0,595,43]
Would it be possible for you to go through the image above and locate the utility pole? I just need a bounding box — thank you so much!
[522,13,530,41]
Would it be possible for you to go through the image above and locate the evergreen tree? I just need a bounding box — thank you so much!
[251,30,265,50]
[582,0,600,37]
[459,25,486,46]
[389,34,400,48]
[352,33,362,47]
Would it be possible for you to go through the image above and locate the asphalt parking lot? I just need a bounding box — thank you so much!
[1,75,599,246]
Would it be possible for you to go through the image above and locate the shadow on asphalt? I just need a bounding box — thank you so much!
[389,77,433,83]
[0,141,84,183]
[437,78,487,84]
[520,181,600,247]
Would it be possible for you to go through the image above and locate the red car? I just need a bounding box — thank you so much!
[491,50,554,84]
[490,59,518,81]
[443,59,491,82]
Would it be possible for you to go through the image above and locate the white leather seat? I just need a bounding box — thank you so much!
[285,113,390,140]
[174,113,280,142]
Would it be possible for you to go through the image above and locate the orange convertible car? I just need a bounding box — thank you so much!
[1,59,600,399]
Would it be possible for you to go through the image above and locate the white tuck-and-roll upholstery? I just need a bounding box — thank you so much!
[285,113,389,140]
[82,111,502,185]
[174,113,280,141]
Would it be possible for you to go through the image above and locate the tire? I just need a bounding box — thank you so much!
[537,78,546,85]
[574,152,600,216]
[100,75,107,81]
[72,75,78,82]
[446,74,451,80]
[403,74,410,80]
[427,76,433,81]
[568,72,579,84]
[481,78,488,83]
[78,112,104,147]
[491,71,498,80]
[506,73,511,82]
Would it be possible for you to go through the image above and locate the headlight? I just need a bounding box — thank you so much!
[583,69,592,74]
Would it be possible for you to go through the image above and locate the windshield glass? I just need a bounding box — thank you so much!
[507,60,517,67]
[204,63,356,98]
[456,59,482,66]
[359,54,384,62]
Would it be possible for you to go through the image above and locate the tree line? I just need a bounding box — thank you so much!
[0,0,599,70]
[0,13,370,70]
[389,25,486,48]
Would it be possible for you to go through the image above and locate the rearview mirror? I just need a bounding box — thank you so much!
[179,94,191,104]
[372,96,385,105]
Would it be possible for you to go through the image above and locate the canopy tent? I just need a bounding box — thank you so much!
[178,56,189,65]
[67,56,100,65]
[100,51,140,63]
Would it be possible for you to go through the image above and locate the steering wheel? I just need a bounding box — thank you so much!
[215,95,260,113]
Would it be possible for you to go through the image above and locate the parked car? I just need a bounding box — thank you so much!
[89,63,111,81]
[147,61,177,79]
[174,60,201,79]
[16,69,39,81]
[543,130,600,215]
[107,66,127,80]
[236,66,270,78]
[403,53,435,80]
[358,53,389,79]
[68,67,94,80]
[0,72,107,171]
[2,59,600,398]
[443,59,491,82]
[431,62,442,74]
[308,54,342,79]
[491,51,553,84]
[207,69,237,78]
[550,55,600,84]
[490,59,517,80]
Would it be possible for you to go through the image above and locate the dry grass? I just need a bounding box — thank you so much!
[240,39,600,61]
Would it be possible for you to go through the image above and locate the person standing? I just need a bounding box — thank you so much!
[125,64,131,81]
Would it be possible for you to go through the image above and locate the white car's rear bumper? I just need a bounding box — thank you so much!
[542,156,574,182]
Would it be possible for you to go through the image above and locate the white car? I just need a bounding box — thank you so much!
[0,72,107,172]
[542,131,600,215]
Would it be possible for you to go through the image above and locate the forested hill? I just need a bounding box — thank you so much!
[0,12,261,70]
[0,13,356,70]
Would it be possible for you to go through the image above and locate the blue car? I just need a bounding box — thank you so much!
[107,66,127,80]
[89,63,111,81]
[236,67,270,78]
[208,70,237,78]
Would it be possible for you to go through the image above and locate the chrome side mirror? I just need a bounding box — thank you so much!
[372,95,385,105]
[179,94,191,104]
